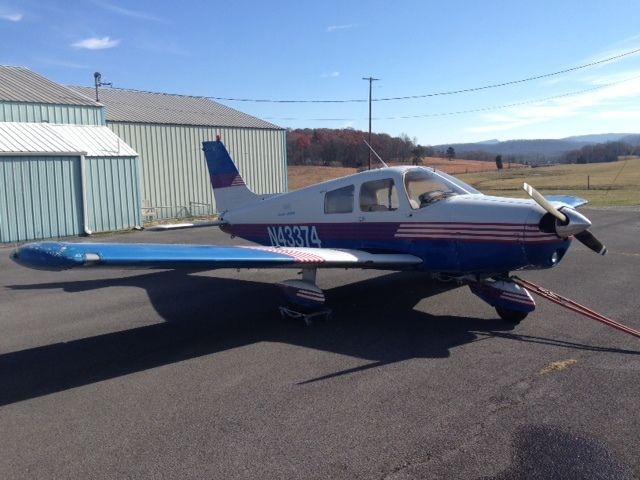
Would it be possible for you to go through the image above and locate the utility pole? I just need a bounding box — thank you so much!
[362,76,379,170]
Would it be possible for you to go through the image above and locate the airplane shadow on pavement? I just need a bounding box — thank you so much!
[3,270,638,406]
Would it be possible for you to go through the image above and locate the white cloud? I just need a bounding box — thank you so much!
[1,13,22,21]
[468,74,640,134]
[72,36,120,50]
[322,71,340,78]
[327,24,356,32]
[90,0,166,23]
[595,109,640,120]
[579,38,640,69]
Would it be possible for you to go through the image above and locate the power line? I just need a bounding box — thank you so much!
[209,47,640,104]
[260,74,640,122]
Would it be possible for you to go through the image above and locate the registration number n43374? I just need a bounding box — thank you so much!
[267,225,322,248]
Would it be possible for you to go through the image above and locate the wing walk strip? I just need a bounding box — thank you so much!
[247,246,327,263]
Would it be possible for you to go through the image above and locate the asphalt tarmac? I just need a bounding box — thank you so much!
[1,208,639,479]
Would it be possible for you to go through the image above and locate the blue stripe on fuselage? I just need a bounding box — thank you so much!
[225,223,570,273]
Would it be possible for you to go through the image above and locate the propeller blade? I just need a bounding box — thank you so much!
[575,230,607,256]
[523,183,567,222]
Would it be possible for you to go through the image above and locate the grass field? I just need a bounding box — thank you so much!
[288,158,640,207]
[457,158,640,206]
[288,157,522,191]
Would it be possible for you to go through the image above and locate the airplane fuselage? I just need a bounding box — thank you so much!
[219,166,570,275]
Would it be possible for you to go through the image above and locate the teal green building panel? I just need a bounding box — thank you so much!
[85,156,141,232]
[108,123,286,219]
[0,156,83,243]
[0,101,104,125]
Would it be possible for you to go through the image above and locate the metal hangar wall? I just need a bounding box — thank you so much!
[69,86,287,220]
[0,66,141,243]
[0,65,286,242]
[0,122,140,243]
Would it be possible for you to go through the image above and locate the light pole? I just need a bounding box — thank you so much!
[362,76,379,170]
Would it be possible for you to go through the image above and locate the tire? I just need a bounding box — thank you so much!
[496,306,528,323]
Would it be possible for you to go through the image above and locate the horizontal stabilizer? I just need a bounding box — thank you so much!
[545,195,589,209]
[147,220,226,231]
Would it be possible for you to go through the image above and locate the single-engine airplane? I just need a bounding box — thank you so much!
[13,138,607,323]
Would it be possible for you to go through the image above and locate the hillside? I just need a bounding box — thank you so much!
[435,133,640,164]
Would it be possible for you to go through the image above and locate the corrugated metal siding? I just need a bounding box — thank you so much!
[0,122,78,153]
[47,124,137,156]
[0,123,137,157]
[0,101,103,125]
[0,156,83,242]
[0,66,98,105]
[108,122,287,218]
[85,157,141,233]
[69,86,280,129]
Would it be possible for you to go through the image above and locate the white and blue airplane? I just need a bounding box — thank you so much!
[13,138,606,323]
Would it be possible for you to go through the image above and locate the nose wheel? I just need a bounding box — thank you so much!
[495,306,529,323]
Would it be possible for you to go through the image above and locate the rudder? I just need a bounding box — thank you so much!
[203,139,258,213]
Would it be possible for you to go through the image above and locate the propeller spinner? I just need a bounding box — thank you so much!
[523,183,607,255]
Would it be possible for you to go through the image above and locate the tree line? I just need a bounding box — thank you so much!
[560,141,640,164]
[286,128,640,167]
[287,128,439,167]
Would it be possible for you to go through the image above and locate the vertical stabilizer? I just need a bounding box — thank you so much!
[203,139,259,213]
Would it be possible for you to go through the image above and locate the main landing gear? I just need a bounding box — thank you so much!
[278,268,331,326]
[278,270,536,325]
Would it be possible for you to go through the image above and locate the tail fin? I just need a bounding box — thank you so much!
[203,139,259,213]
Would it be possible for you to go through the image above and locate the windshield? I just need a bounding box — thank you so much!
[404,169,470,209]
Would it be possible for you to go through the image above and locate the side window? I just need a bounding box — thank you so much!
[359,179,399,212]
[324,185,354,214]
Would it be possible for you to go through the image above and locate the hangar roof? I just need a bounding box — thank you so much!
[0,66,98,106]
[0,122,138,157]
[68,86,282,130]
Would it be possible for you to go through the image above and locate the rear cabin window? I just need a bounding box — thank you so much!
[359,178,399,212]
[324,185,354,214]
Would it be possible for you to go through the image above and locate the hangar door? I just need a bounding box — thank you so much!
[0,156,83,243]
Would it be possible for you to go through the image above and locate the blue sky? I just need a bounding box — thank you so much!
[2,0,640,145]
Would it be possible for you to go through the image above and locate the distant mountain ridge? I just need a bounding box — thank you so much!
[435,133,640,163]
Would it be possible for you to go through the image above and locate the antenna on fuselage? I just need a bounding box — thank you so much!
[363,140,389,169]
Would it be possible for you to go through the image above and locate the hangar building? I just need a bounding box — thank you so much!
[0,66,286,243]
[69,86,287,221]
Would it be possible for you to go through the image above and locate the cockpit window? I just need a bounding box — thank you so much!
[404,169,468,209]
[359,178,399,212]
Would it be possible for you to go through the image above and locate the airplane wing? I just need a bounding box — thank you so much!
[13,242,423,271]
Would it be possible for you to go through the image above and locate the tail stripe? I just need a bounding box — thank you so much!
[203,140,257,212]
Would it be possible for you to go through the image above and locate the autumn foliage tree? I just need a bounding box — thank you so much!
[286,128,422,167]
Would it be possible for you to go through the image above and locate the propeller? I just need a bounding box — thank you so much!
[523,183,607,255]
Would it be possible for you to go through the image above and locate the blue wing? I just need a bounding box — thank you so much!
[13,242,422,271]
